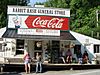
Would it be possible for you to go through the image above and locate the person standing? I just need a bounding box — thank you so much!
[23,50,31,74]
[35,52,42,73]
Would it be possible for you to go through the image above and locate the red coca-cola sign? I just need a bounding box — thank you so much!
[25,16,69,30]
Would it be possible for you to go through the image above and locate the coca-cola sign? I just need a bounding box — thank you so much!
[25,16,69,30]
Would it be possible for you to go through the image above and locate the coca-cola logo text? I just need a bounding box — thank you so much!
[25,16,69,30]
[32,17,64,28]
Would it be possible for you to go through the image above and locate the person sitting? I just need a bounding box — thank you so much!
[76,49,82,64]
[66,49,72,64]
[82,51,89,64]
[59,44,66,63]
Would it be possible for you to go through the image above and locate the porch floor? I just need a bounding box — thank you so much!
[0,63,100,72]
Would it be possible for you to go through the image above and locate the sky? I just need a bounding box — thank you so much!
[30,0,46,5]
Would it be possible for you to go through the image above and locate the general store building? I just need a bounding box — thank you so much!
[0,6,100,64]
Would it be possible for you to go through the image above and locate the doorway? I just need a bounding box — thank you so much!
[51,40,60,63]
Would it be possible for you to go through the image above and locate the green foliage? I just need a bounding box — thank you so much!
[44,0,68,8]
[44,0,100,39]
[35,2,44,5]
[0,0,28,28]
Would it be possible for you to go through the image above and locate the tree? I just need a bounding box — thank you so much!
[0,0,28,28]
[44,0,100,39]
[35,2,44,5]
[44,0,68,8]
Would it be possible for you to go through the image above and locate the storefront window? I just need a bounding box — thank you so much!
[44,43,51,61]
[51,41,60,63]
[0,44,2,51]
[94,45,100,53]
[34,41,42,50]
[74,45,81,54]
[16,39,24,54]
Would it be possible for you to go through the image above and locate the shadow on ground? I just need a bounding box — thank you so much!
[0,72,22,75]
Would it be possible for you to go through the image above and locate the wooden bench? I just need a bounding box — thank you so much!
[6,58,24,64]
[95,53,100,64]
[6,58,36,64]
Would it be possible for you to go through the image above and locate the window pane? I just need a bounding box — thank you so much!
[34,41,42,50]
[94,45,100,53]
[16,39,24,54]
[0,44,2,52]
[74,45,81,54]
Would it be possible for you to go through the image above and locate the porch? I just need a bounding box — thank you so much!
[0,56,100,72]
[1,63,100,72]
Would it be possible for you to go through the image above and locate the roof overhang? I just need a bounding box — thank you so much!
[2,28,76,40]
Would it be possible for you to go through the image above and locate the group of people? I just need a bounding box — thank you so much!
[23,50,42,74]
[23,45,89,74]
[60,45,89,64]
[60,44,73,64]
[60,48,72,64]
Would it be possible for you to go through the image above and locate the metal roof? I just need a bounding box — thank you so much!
[0,27,6,38]
[2,28,76,40]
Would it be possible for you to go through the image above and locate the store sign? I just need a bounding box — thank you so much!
[7,6,70,30]
[8,6,70,17]
[18,28,60,36]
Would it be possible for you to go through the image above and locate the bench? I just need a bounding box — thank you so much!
[6,58,24,64]
[6,58,36,64]
[95,53,100,64]
[0,64,4,72]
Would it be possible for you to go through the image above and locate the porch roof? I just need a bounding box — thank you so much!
[2,28,76,40]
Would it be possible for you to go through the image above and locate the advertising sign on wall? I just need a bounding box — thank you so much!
[18,28,60,36]
[7,6,70,30]
[8,15,69,30]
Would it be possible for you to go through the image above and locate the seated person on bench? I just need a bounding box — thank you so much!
[59,44,66,63]
[82,51,89,64]
[66,49,72,64]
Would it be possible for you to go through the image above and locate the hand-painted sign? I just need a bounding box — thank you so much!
[8,6,70,17]
[18,28,60,36]
[7,6,70,30]
[25,16,69,30]
[8,15,69,30]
